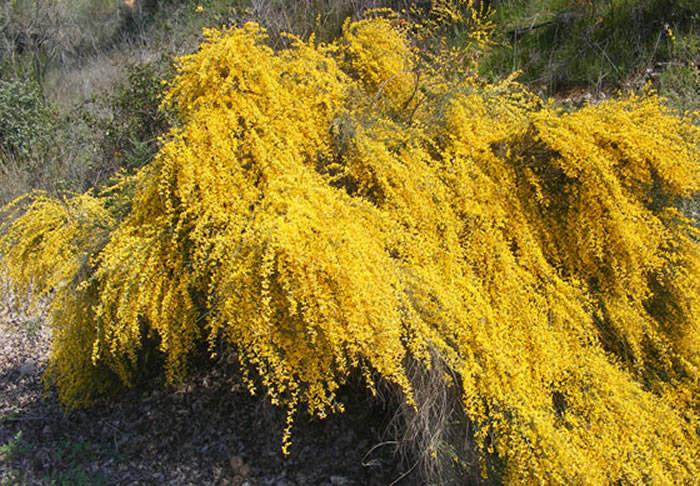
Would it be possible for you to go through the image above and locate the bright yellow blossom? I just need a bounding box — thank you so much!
[1,10,699,485]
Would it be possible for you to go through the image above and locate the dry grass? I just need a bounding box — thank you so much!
[247,0,426,44]
[0,157,32,206]
[44,46,160,112]
[377,353,489,486]
[44,55,124,113]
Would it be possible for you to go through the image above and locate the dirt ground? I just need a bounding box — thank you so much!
[0,290,412,486]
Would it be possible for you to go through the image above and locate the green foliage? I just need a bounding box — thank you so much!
[658,28,700,114]
[47,440,109,486]
[483,0,699,97]
[0,58,170,203]
[0,79,56,165]
[0,431,30,463]
[0,78,61,202]
[0,431,112,486]
[0,430,30,485]
[99,62,172,175]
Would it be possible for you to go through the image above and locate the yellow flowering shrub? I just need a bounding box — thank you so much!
[338,15,417,111]
[2,13,700,484]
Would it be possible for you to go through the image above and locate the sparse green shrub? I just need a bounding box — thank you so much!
[99,62,172,176]
[0,431,31,463]
[0,79,56,164]
[0,0,124,86]
[0,431,112,486]
[658,25,700,113]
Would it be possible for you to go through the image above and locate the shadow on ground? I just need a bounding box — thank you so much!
[1,318,410,486]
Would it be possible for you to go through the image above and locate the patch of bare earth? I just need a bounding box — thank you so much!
[0,289,409,486]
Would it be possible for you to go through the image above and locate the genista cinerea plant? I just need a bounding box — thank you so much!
[2,4,700,484]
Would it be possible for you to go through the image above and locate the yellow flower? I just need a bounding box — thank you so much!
[195,5,204,13]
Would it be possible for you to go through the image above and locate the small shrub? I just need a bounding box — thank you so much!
[0,78,61,202]
[658,27,700,113]
[98,62,172,176]
[0,0,124,86]
[0,79,56,165]
[0,431,31,463]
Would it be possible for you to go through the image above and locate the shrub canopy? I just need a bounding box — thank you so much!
[2,14,700,484]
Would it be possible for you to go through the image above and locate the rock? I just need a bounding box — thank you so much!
[18,359,37,379]
[231,455,251,478]
[330,475,352,486]
[231,456,245,472]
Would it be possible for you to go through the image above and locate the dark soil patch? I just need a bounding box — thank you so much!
[0,293,413,486]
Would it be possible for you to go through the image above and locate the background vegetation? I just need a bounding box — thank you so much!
[0,0,698,204]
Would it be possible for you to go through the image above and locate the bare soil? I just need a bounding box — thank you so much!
[0,291,411,486]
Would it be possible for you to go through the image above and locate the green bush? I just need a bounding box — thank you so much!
[658,28,700,113]
[0,79,56,166]
[98,62,172,176]
[483,0,699,95]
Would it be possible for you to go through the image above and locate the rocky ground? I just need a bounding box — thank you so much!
[0,289,412,486]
